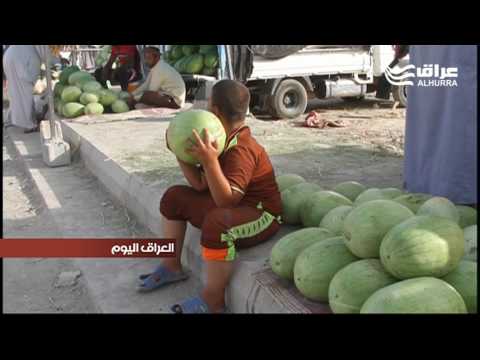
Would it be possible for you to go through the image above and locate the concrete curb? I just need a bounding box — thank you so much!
[58,119,329,313]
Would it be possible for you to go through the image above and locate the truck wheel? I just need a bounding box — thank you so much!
[270,79,308,119]
[392,85,407,107]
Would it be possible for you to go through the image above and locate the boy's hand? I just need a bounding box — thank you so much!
[187,128,219,166]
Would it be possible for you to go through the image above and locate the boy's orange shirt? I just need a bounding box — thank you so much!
[216,125,282,216]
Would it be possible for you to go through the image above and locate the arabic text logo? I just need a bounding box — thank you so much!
[385,64,459,87]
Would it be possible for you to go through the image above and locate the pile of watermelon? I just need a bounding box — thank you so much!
[164,45,219,76]
[53,65,132,119]
[271,174,477,314]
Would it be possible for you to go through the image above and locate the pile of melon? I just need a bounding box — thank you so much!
[53,65,132,119]
[271,174,477,314]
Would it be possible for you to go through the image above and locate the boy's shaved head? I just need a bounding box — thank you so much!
[210,80,250,123]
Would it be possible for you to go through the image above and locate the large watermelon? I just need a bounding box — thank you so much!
[333,181,366,202]
[54,83,65,98]
[61,86,82,103]
[353,188,388,206]
[360,277,467,313]
[98,90,119,107]
[393,193,432,213]
[75,75,95,89]
[300,191,353,228]
[167,110,226,165]
[63,102,85,118]
[199,45,217,55]
[457,205,477,228]
[204,52,219,68]
[276,174,306,192]
[79,93,99,105]
[184,54,204,74]
[294,236,358,302]
[59,65,80,85]
[328,259,397,313]
[182,45,199,56]
[84,102,104,115]
[381,187,404,199]
[319,205,353,236]
[170,46,184,61]
[270,227,333,280]
[343,200,415,258]
[68,71,93,86]
[82,81,103,93]
[442,260,477,313]
[417,197,460,223]
[117,91,132,101]
[380,215,465,279]
[281,183,323,225]
[463,225,477,261]
[111,100,130,113]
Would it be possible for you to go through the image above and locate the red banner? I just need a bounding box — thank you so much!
[0,239,177,258]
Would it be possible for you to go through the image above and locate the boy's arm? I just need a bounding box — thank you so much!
[177,160,208,192]
[202,160,243,207]
[187,129,245,208]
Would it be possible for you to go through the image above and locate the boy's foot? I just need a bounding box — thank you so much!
[170,296,228,314]
[137,265,189,293]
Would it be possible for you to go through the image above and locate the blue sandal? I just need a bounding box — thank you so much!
[170,296,228,314]
[137,265,189,293]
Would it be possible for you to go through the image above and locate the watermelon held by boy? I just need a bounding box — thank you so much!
[166,110,227,165]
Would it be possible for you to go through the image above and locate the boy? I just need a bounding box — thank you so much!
[138,79,282,313]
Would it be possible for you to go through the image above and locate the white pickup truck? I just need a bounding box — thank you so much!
[164,45,409,118]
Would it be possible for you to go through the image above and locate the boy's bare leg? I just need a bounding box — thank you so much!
[161,216,186,272]
[201,260,234,312]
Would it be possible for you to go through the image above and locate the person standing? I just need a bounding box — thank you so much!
[3,45,43,133]
[404,45,477,206]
